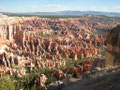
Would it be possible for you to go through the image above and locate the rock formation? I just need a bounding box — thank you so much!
[0,14,118,77]
[106,25,120,66]
[0,14,120,90]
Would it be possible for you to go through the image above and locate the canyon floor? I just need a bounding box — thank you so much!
[0,13,120,90]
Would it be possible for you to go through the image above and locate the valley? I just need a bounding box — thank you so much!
[0,13,120,90]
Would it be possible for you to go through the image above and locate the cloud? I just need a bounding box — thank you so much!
[89,6,97,11]
[0,6,8,12]
[86,6,108,12]
[13,4,65,12]
[101,8,108,11]
[114,6,120,9]
[46,4,62,8]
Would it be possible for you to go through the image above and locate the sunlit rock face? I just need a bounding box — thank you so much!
[0,16,106,60]
[35,74,47,89]
[106,25,120,66]
[0,14,118,76]
[0,45,6,54]
[0,13,8,18]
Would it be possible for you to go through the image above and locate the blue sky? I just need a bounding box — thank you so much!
[0,0,120,12]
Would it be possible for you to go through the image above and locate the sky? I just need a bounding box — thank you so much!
[0,0,120,13]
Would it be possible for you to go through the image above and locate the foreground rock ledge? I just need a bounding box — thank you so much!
[106,25,120,66]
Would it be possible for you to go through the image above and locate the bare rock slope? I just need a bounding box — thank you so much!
[63,25,120,90]
[106,25,120,66]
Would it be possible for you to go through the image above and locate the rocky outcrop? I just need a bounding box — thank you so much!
[0,14,116,77]
[1,14,120,90]
[0,13,8,18]
[106,25,120,66]
[35,74,47,89]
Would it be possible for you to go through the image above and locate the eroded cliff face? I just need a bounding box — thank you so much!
[1,14,120,89]
[0,14,118,77]
[0,16,108,61]
[106,25,120,66]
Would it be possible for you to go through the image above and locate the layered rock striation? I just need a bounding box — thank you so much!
[0,14,117,76]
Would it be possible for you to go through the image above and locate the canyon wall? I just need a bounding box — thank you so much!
[0,15,118,77]
[106,25,120,66]
[0,24,25,46]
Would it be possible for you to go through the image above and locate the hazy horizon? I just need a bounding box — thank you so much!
[1,10,120,13]
[0,0,120,13]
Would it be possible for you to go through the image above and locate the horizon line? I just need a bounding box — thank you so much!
[1,10,120,13]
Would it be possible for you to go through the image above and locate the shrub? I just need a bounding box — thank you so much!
[0,76,15,90]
